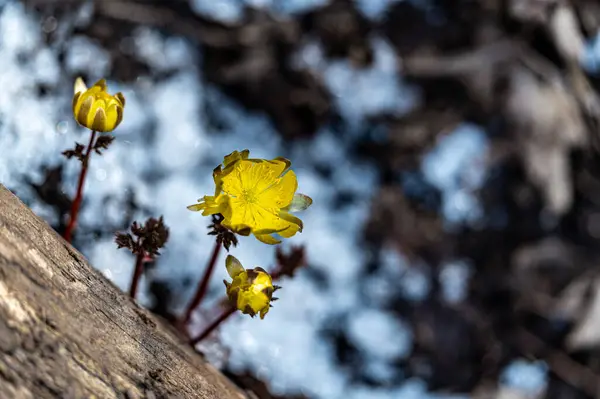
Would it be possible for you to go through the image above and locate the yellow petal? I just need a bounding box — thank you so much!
[223,152,239,167]
[72,91,81,113]
[221,162,246,197]
[246,291,269,314]
[226,255,245,278]
[223,149,249,168]
[226,222,252,236]
[115,105,124,128]
[252,271,273,290]
[187,204,205,212]
[226,201,271,231]
[74,77,87,94]
[114,92,126,107]
[284,193,313,213]
[92,78,107,91]
[278,210,303,228]
[276,225,298,238]
[76,95,93,127]
[259,305,270,319]
[259,169,297,209]
[189,195,229,216]
[105,104,120,131]
[255,233,281,245]
[257,161,291,195]
[272,157,291,175]
[91,107,107,132]
[260,159,289,181]
[278,210,303,236]
[87,98,103,125]
[212,165,224,196]
[253,226,289,235]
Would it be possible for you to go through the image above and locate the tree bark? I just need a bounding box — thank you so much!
[0,185,245,399]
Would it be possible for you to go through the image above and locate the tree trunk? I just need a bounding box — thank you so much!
[0,185,245,399]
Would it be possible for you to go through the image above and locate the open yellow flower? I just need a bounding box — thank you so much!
[72,77,125,132]
[223,255,277,319]
[188,150,312,244]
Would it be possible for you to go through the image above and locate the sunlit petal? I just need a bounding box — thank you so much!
[74,76,87,94]
[226,255,245,278]
[284,193,313,212]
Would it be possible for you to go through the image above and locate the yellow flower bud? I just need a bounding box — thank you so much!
[72,77,125,132]
[223,255,277,319]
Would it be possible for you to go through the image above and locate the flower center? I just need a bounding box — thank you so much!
[241,189,258,204]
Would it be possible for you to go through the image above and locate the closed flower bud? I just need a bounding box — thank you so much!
[223,255,277,319]
[72,77,125,132]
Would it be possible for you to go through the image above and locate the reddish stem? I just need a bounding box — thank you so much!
[64,130,97,243]
[129,249,145,299]
[182,240,222,324]
[189,306,236,346]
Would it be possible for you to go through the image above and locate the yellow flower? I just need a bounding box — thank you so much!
[223,255,277,319]
[72,77,125,132]
[188,150,313,244]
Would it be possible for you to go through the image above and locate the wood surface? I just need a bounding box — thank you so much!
[0,185,245,399]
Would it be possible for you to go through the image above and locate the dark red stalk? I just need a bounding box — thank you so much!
[64,129,97,243]
[129,249,145,299]
[182,240,222,324]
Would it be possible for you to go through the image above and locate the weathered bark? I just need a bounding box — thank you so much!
[0,185,245,399]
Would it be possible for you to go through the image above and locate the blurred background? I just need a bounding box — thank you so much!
[3,0,600,397]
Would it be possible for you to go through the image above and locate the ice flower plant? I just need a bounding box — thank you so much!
[183,150,310,329]
[187,246,305,346]
[72,77,125,132]
[189,255,280,345]
[62,77,125,243]
[223,255,278,319]
[187,150,313,244]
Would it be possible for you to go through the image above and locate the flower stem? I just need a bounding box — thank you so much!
[189,306,236,346]
[129,248,145,299]
[182,240,222,324]
[64,129,97,243]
